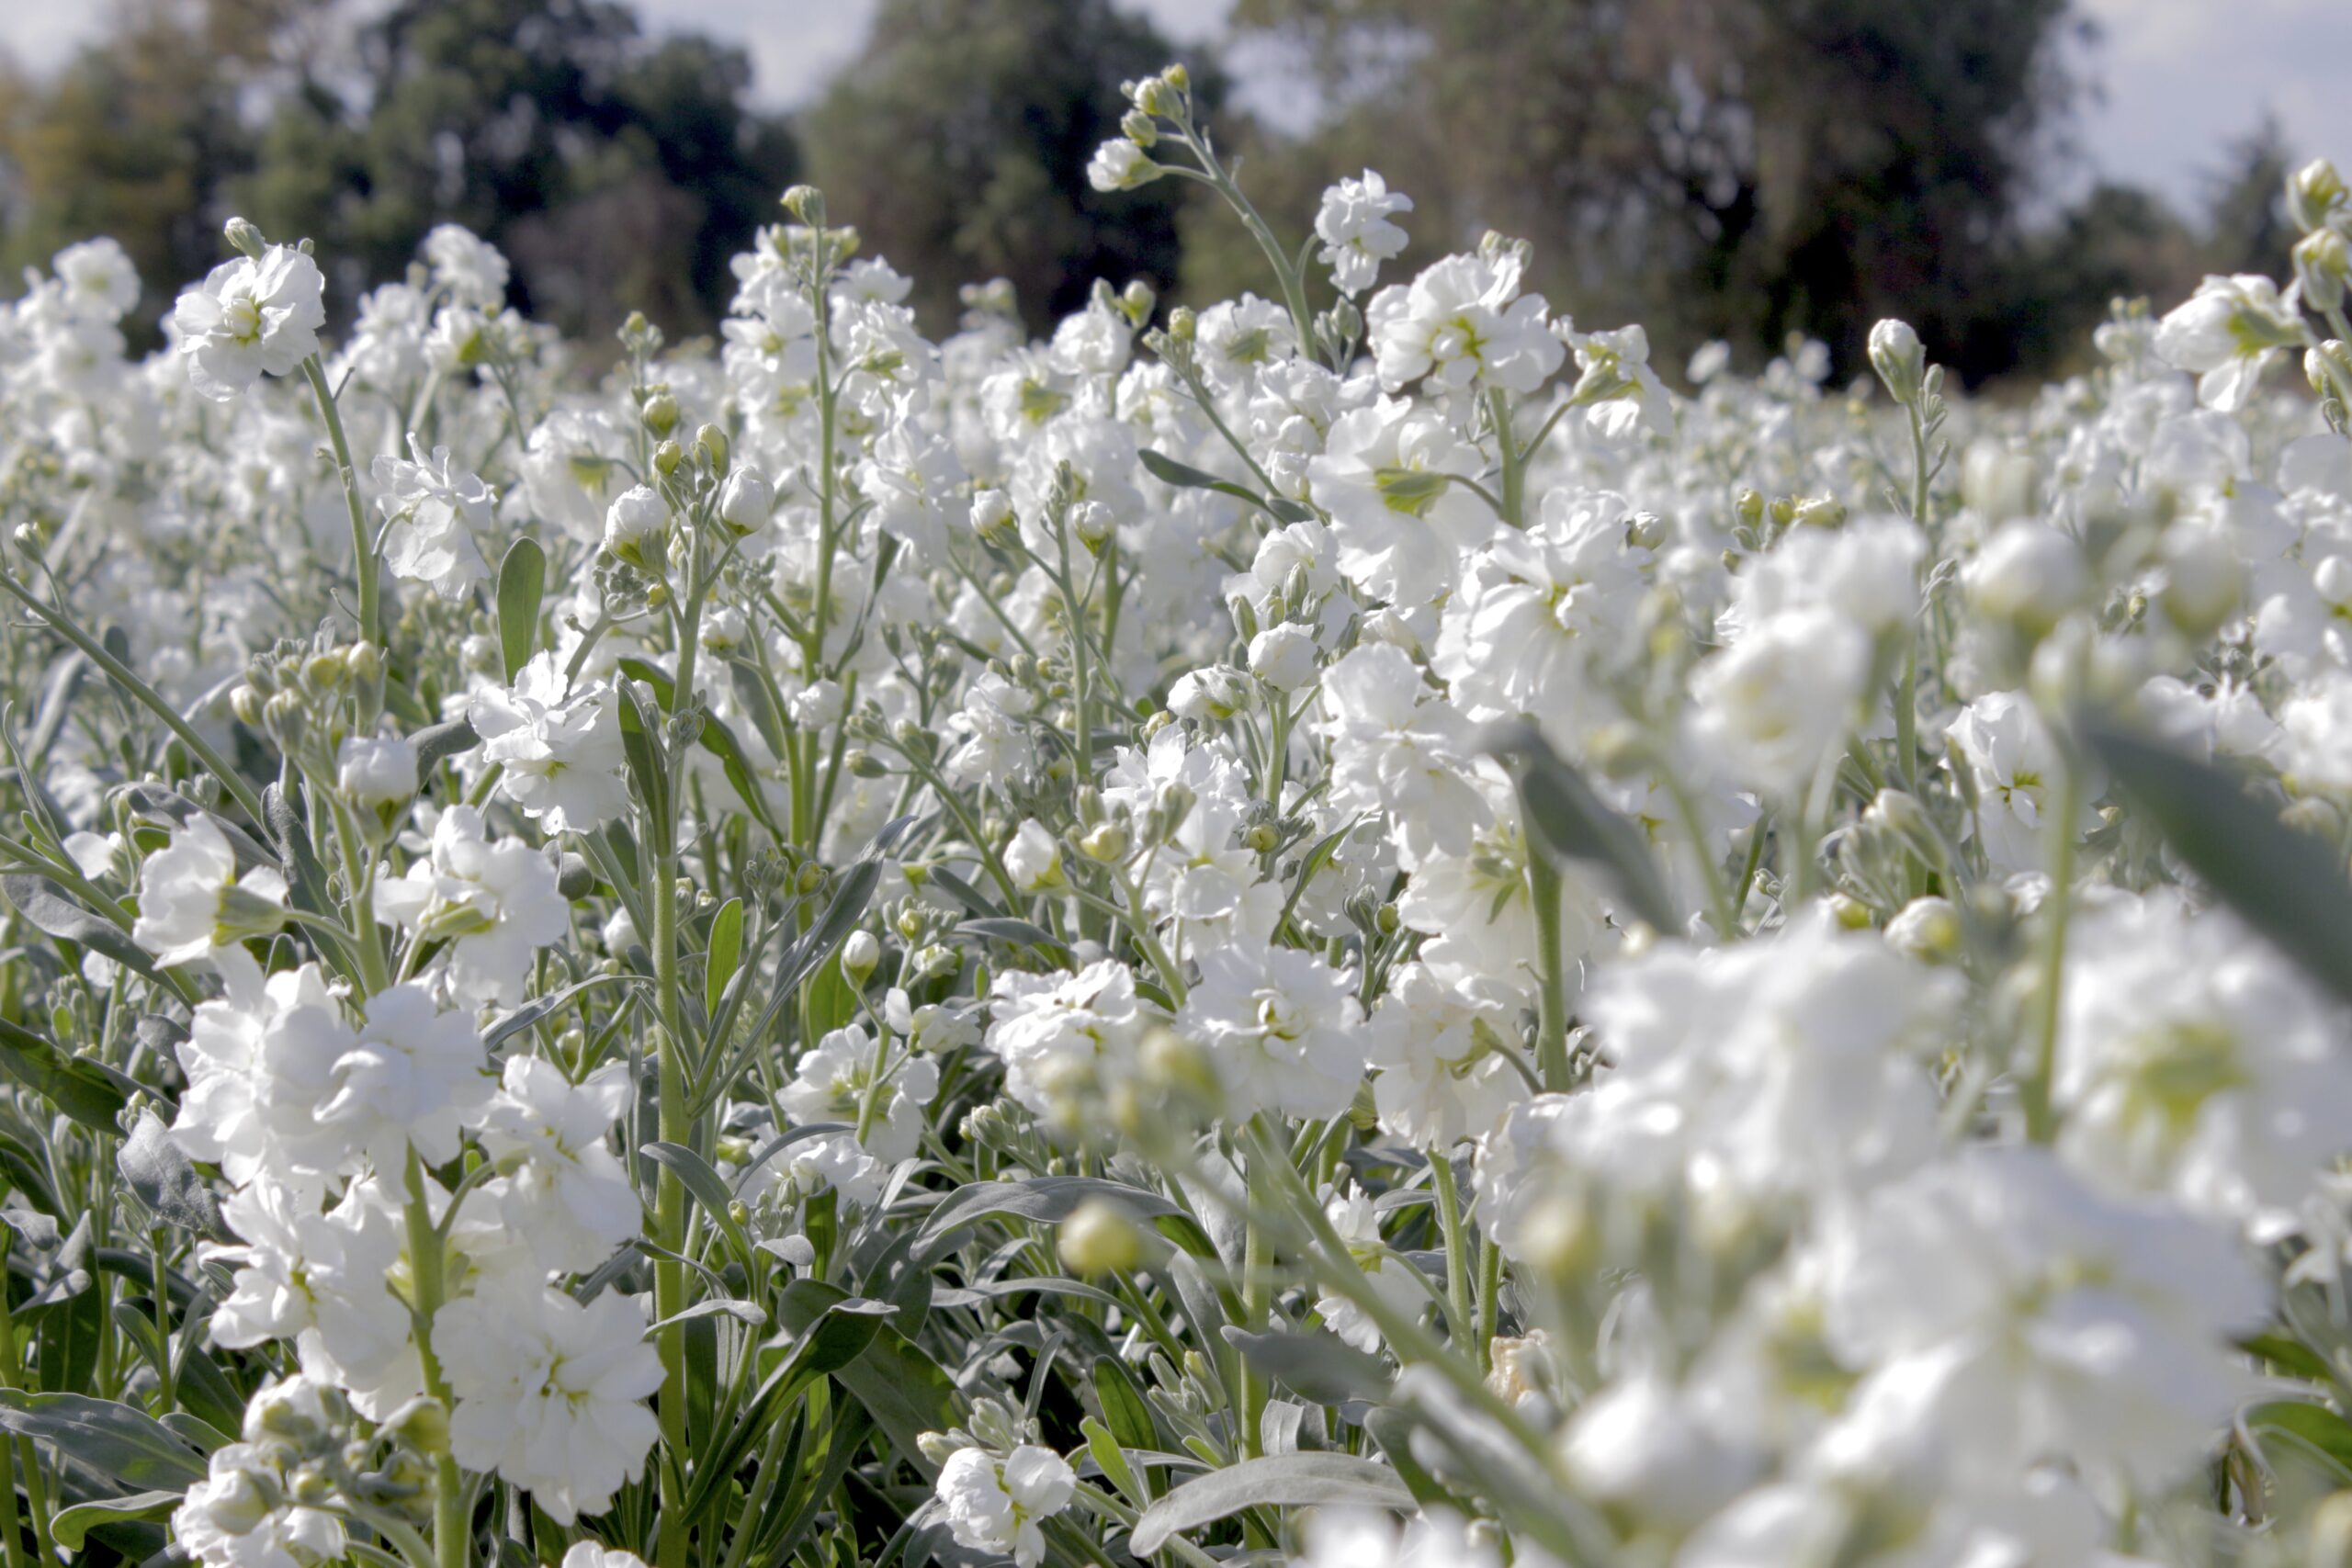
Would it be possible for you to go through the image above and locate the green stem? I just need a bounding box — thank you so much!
[2021,741,2081,1144]
[1427,1148,1476,1346]
[1526,854,1571,1090]
[301,358,380,649]
[401,1150,467,1568]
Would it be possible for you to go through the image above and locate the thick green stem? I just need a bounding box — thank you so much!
[401,1151,468,1568]
[1527,854,1571,1090]
[2020,745,2082,1144]
[1427,1148,1476,1347]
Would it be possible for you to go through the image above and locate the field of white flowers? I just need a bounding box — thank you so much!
[7,60,2352,1568]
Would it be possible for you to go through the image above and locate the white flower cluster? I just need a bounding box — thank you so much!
[10,61,2352,1568]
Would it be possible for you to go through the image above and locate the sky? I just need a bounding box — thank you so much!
[4,0,2346,216]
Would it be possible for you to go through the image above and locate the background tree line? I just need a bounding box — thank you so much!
[0,0,2299,383]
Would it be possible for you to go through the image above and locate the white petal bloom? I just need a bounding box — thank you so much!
[422,223,511,308]
[372,434,496,602]
[1317,1185,1426,1352]
[337,733,420,807]
[2055,890,2352,1230]
[1247,621,1321,691]
[1318,642,1490,867]
[478,1057,639,1272]
[1365,963,1525,1149]
[172,243,326,400]
[440,1282,663,1525]
[1690,606,1872,796]
[1292,1508,1498,1568]
[984,960,1145,1117]
[469,651,631,834]
[206,1178,412,1395]
[2153,273,2305,412]
[132,816,288,967]
[602,482,669,565]
[373,804,570,1005]
[53,236,141,321]
[1315,170,1413,297]
[172,952,362,1193]
[1365,252,1563,395]
[1004,818,1064,892]
[1085,140,1159,192]
[1945,691,2097,873]
[1177,937,1366,1121]
[1815,1145,2264,1495]
[934,1444,1076,1568]
[777,1024,940,1164]
[173,1442,346,1568]
[561,1546,650,1568]
[314,984,491,1170]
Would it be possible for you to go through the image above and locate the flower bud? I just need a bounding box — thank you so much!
[383,1396,450,1458]
[1120,108,1159,149]
[1884,896,1962,963]
[718,468,774,536]
[1080,821,1129,863]
[345,640,382,687]
[1868,318,1927,406]
[231,684,266,728]
[1058,1198,1146,1277]
[604,483,669,568]
[695,422,730,474]
[1963,520,2086,637]
[782,186,828,228]
[557,852,596,901]
[642,391,679,436]
[2157,525,2243,638]
[969,488,1018,546]
[2289,158,2349,234]
[842,930,880,984]
[2299,229,2352,316]
[222,216,266,260]
[652,438,684,478]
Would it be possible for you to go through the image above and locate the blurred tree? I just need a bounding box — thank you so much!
[0,1,266,337]
[2200,118,2296,280]
[798,0,1216,334]
[238,0,797,341]
[1211,0,2106,383]
[0,0,793,345]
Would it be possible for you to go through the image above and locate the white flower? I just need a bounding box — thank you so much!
[1559,1375,1748,1531]
[718,467,775,534]
[2055,891,2352,1230]
[53,236,141,322]
[603,483,669,565]
[1945,691,2094,873]
[1319,643,1489,866]
[1315,170,1413,297]
[1292,1508,1497,1568]
[469,651,631,834]
[1085,140,1159,192]
[1247,622,1320,691]
[934,1444,1076,1568]
[440,1282,663,1525]
[372,434,496,602]
[206,1177,411,1395]
[477,1057,639,1272]
[1365,963,1524,1149]
[1815,1145,2264,1495]
[173,243,326,400]
[315,984,491,1170]
[132,817,288,967]
[1690,607,1871,796]
[1177,937,1366,1121]
[1005,818,1064,892]
[422,223,511,308]
[1962,521,2086,632]
[174,1442,346,1568]
[777,1024,939,1163]
[374,804,570,1005]
[173,952,360,1192]
[1317,1185,1425,1352]
[1365,252,1563,395]
[984,961,1145,1118]
[337,733,419,807]
[561,1546,650,1568]
[2153,273,2304,412]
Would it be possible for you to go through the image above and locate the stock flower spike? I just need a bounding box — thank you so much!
[5,82,2352,1568]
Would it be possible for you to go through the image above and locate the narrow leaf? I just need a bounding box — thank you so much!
[497,536,547,682]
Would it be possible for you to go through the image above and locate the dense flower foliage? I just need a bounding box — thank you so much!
[8,62,2352,1568]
